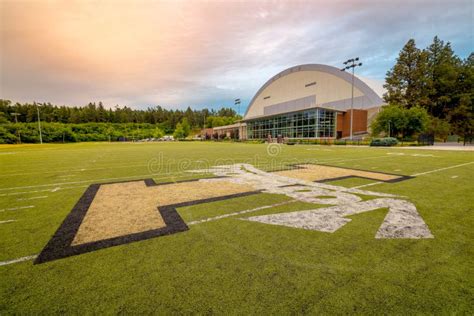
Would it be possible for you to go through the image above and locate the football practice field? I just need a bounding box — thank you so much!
[0,142,473,314]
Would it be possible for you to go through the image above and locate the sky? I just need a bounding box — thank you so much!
[0,0,472,113]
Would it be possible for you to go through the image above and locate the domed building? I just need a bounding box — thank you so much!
[212,64,385,140]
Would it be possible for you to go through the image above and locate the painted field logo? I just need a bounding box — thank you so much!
[191,164,433,239]
[36,163,432,264]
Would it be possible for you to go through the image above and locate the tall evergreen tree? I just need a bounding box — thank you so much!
[384,39,430,108]
[425,36,461,118]
[382,36,473,142]
[448,95,473,144]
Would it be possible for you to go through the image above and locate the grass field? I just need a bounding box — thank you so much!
[0,142,473,314]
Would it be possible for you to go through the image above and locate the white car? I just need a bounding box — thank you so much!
[162,135,175,141]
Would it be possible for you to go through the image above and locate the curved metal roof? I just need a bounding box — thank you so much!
[244,63,384,118]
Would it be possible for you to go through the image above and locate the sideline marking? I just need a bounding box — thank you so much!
[411,162,474,176]
[0,205,35,212]
[188,200,297,225]
[0,255,38,267]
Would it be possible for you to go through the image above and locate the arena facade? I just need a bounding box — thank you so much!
[209,64,385,141]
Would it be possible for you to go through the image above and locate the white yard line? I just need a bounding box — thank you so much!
[188,200,297,225]
[0,205,35,212]
[350,182,383,189]
[348,161,474,189]
[0,255,37,267]
[0,161,196,177]
[1,158,218,177]
[0,220,17,224]
[0,162,151,177]
[0,172,204,196]
[317,155,388,163]
[0,187,76,197]
[410,161,474,176]
[256,155,396,173]
[389,145,474,151]
[16,196,48,201]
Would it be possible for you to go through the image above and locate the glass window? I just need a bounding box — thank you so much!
[246,108,336,140]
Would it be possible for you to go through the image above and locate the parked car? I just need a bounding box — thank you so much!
[161,135,175,141]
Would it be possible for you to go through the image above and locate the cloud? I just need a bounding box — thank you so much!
[0,0,472,112]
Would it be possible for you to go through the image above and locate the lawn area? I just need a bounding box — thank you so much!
[0,142,473,314]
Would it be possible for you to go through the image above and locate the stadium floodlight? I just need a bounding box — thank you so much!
[234,98,241,115]
[11,112,21,143]
[341,58,363,140]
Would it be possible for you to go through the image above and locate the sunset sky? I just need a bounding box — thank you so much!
[1,0,472,113]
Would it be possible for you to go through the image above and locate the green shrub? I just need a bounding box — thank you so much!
[370,137,398,147]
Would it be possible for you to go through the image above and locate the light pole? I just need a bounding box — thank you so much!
[341,58,363,140]
[11,112,20,123]
[36,104,43,144]
[11,112,21,143]
[234,98,241,116]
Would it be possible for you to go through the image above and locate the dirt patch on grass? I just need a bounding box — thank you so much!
[275,164,402,182]
[72,179,254,245]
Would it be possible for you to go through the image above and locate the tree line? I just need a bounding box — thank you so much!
[0,100,241,143]
[0,122,170,144]
[372,36,473,143]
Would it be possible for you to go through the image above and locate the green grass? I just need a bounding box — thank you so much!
[0,142,473,314]
[324,177,375,188]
